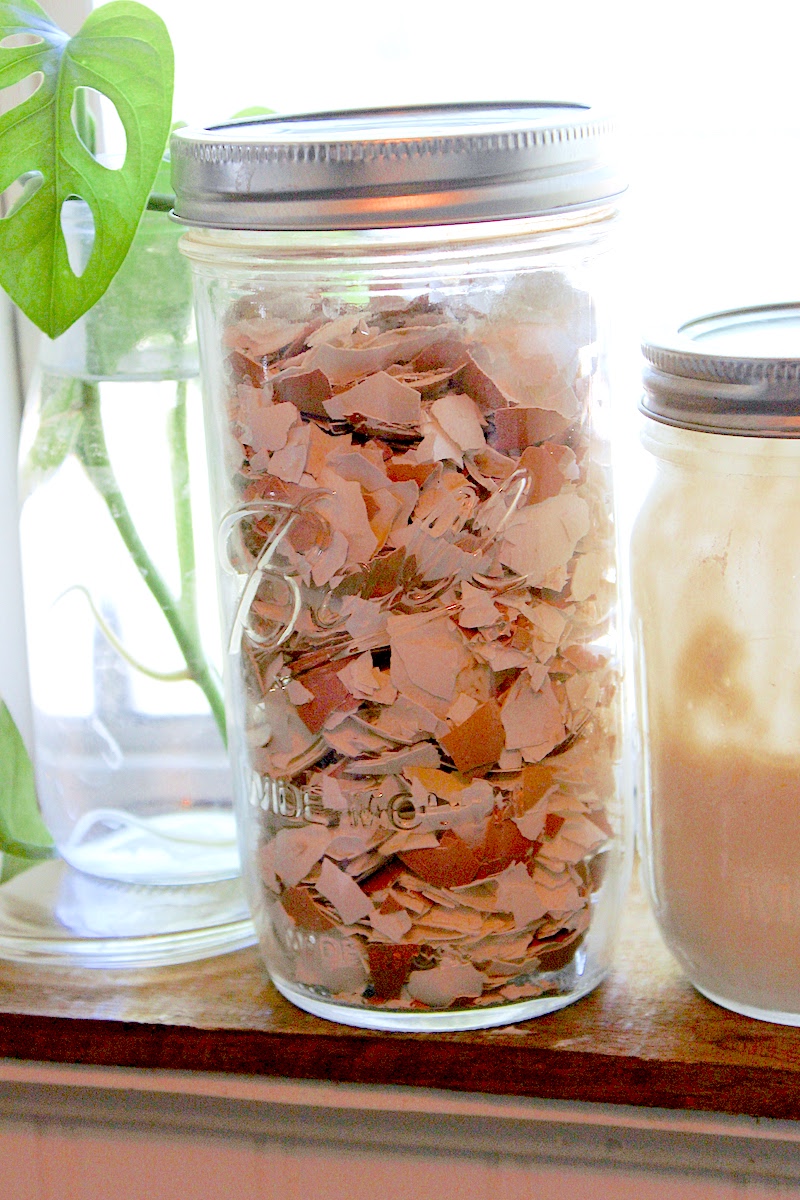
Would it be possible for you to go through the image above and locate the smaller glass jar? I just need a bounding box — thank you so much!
[632,302,800,1023]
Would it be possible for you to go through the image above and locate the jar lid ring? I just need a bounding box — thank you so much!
[170,101,623,230]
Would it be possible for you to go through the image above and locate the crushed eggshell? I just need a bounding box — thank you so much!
[324,372,422,425]
[407,958,486,1007]
[369,906,414,941]
[399,829,482,889]
[221,279,620,1016]
[439,700,506,773]
[273,825,337,889]
[458,581,502,629]
[315,857,374,925]
[294,936,368,995]
[367,943,420,1000]
[280,886,337,932]
[499,494,590,586]
[501,676,566,760]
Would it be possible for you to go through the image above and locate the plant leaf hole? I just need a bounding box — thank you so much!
[60,197,96,278]
[0,70,43,117]
[0,171,43,220]
[71,87,127,170]
[0,33,45,48]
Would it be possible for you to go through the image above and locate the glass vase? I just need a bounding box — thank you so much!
[7,199,254,966]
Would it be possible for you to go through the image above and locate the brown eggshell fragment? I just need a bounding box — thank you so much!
[518,443,570,505]
[544,813,566,839]
[412,338,469,374]
[490,407,572,455]
[399,829,481,888]
[280,887,337,932]
[518,763,559,812]
[534,930,585,972]
[456,354,512,414]
[272,368,333,417]
[367,943,421,1001]
[438,700,506,774]
[305,423,351,480]
[228,350,267,388]
[361,861,406,897]
[385,458,439,487]
[474,813,532,880]
[295,661,360,733]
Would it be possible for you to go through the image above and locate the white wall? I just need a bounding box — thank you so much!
[96,0,800,332]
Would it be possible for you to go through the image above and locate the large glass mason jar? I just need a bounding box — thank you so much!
[633,303,800,1023]
[15,199,251,965]
[172,103,631,1029]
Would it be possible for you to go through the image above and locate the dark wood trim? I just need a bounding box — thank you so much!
[0,883,798,1119]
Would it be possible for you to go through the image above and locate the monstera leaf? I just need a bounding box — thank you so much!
[0,701,54,865]
[0,0,173,338]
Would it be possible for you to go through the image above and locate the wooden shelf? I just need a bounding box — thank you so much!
[0,880,797,1120]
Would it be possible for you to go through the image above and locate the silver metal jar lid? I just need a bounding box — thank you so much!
[170,102,622,231]
[641,303,800,436]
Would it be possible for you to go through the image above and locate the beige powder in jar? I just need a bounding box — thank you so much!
[634,440,800,1019]
[651,734,800,1012]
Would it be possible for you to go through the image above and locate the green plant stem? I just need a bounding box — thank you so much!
[168,380,198,638]
[75,381,227,742]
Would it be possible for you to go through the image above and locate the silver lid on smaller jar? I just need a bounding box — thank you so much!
[642,303,800,436]
[170,102,622,230]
